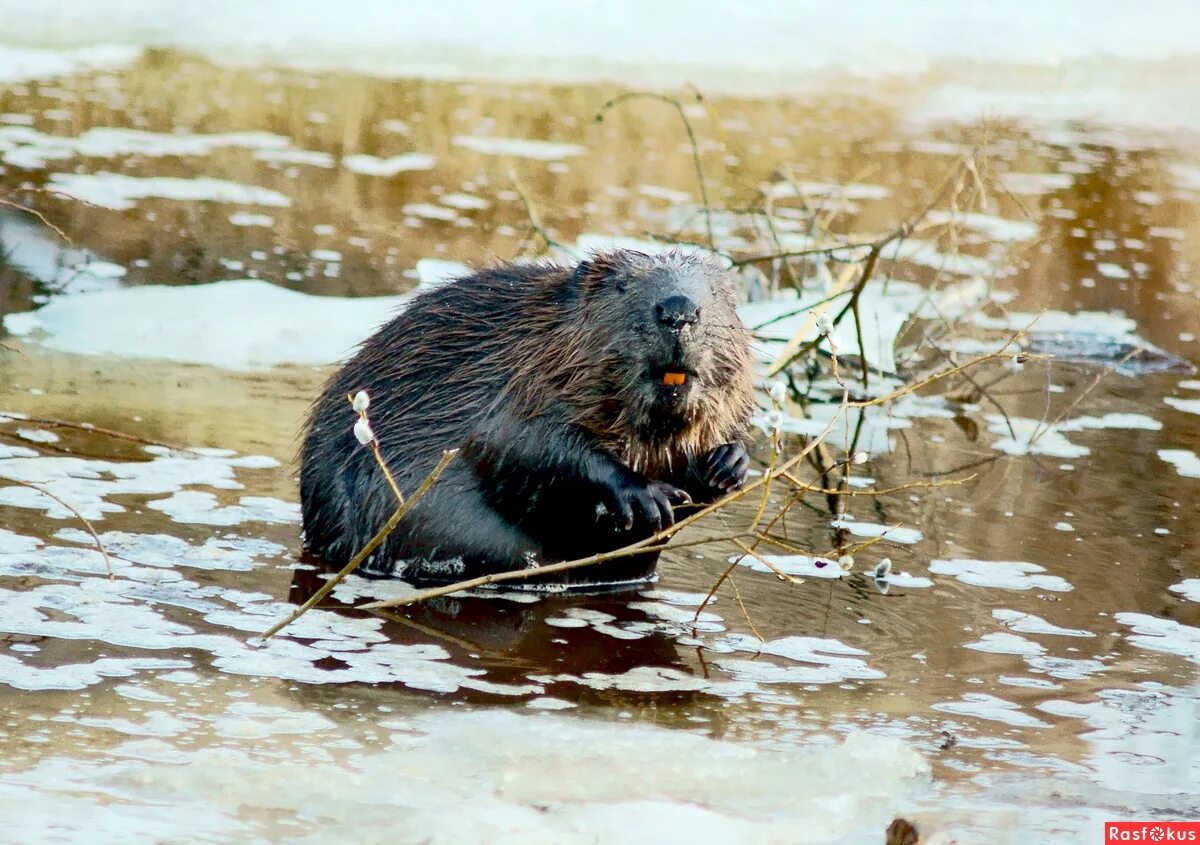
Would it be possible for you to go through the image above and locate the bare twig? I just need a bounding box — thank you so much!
[360,400,849,610]
[597,91,715,249]
[258,449,457,641]
[0,414,188,451]
[10,479,112,578]
[0,198,73,245]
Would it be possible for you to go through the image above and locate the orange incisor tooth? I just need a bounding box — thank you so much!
[662,372,687,386]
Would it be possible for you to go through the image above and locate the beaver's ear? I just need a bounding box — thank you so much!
[572,252,630,294]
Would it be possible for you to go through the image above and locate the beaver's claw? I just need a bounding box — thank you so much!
[600,474,690,534]
[698,442,749,497]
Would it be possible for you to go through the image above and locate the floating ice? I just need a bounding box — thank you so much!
[402,202,458,221]
[0,654,189,692]
[964,632,1046,657]
[722,634,886,684]
[439,192,490,210]
[1114,613,1200,662]
[342,152,437,175]
[1169,580,1200,603]
[1036,685,1200,796]
[0,125,294,169]
[452,135,585,160]
[830,516,923,545]
[4,280,406,370]
[0,213,127,296]
[542,607,645,641]
[1158,449,1200,479]
[736,553,845,579]
[987,413,1161,459]
[929,559,1072,592]
[1165,397,1200,416]
[228,212,274,227]
[53,529,287,572]
[743,277,991,377]
[762,181,890,201]
[996,171,1074,195]
[0,44,140,84]
[0,440,284,521]
[932,693,1050,728]
[47,172,291,211]
[414,258,470,290]
[0,709,928,845]
[993,609,1096,637]
[536,666,756,698]
[924,210,1039,242]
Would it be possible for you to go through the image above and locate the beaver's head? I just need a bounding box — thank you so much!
[565,250,753,449]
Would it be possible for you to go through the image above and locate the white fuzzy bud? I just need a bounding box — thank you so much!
[838,554,854,572]
[353,418,376,446]
[768,410,784,435]
[352,390,370,413]
[816,313,833,335]
[873,558,893,579]
[769,380,787,406]
[852,451,869,465]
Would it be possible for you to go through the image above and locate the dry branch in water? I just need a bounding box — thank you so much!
[265,131,1063,627]
[9,479,113,579]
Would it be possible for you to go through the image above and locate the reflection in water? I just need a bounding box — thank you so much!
[0,46,1199,840]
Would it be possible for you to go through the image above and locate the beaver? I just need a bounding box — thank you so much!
[299,249,755,589]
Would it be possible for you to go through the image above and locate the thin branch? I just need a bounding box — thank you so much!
[258,449,457,641]
[359,400,849,611]
[0,414,188,451]
[10,479,112,579]
[597,91,715,249]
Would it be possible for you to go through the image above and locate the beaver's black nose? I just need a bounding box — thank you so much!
[655,294,700,331]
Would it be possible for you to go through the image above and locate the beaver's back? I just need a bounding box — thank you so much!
[299,262,570,563]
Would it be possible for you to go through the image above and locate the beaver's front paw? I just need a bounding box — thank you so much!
[696,442,749,499]
[599,473,691,534]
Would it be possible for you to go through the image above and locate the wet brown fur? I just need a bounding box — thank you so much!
[300,249,754,585]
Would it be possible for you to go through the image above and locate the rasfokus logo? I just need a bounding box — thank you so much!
[1106,823,1200,842]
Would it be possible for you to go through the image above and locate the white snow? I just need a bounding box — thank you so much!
[4,279,405,370]
[0,44,139,83]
